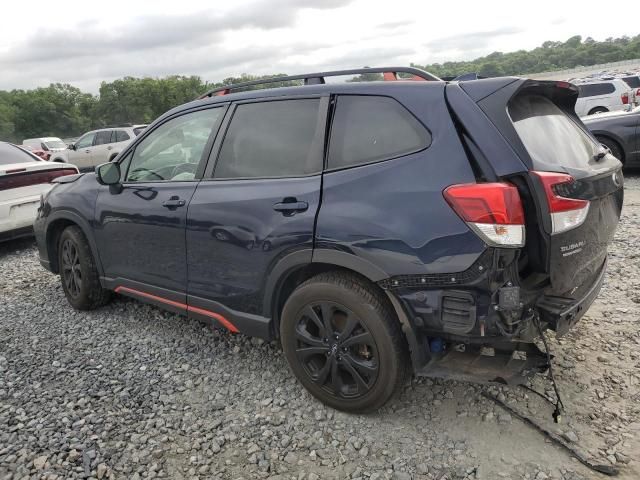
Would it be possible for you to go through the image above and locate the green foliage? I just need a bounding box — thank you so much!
[413,34,640,78]
[2,35,640,142]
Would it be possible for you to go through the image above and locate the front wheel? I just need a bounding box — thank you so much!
[280,272,409,413]
[58,226,111,310]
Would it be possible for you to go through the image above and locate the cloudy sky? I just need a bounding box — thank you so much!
[0,0,635,92]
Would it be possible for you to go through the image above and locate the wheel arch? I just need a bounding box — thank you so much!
[45,211,104,276]
[265,250,427,371]
[588,106,609,115]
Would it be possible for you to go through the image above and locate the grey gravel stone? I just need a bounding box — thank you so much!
[1,175,639,479]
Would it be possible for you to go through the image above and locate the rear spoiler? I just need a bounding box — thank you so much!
[458,77,579,110]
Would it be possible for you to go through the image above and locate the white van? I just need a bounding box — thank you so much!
[574,79,633,116]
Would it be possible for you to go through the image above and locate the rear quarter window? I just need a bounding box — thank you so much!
[509,94,598,170]
[622,76,640,88]
[327,95,431,169]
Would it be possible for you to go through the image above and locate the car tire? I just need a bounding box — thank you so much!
[598,137,623,162]
[58,226,111,310]
[280,271,409,413]
[588,106,608,115]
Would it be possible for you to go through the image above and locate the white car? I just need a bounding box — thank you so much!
[22,137,68,159]
[0,142,78,241]
[574,79,633,116]
[51,125,147,170]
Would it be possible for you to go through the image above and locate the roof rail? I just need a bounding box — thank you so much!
[198,67,442,99]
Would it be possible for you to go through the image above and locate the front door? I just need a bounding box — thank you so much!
[91,130,114,166]
[186,97,327,322]
[94,106,226,299]
[68,132,96,170]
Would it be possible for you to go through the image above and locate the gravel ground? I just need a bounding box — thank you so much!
[1,175,639,480]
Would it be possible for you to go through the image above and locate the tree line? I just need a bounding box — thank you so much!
[2,34,640,143]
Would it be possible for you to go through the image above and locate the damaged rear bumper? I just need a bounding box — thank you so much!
[382,248,607,382]
[538,259,607,336]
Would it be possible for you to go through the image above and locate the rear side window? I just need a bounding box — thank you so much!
[115,130,130,142]
[509,94,598,169]
[328,95,430,169]
[578,83,615,97]
[94,130,113,146]
[214,99,322,179]
[133,126,146,136]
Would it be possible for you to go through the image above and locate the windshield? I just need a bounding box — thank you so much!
[0,143,39,165]
[509,94,598,170]
[44,140,67,149]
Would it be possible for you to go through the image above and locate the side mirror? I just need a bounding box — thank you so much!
[68,143,76,151]
[96,162,121,186]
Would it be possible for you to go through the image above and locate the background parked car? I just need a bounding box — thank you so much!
[619,75,640,106]
[0,142,78,241]
[19,144,49,160]
[52,125,147,170]
[574,79,632,116]
[583,106,640,167]
[22,137,68,160]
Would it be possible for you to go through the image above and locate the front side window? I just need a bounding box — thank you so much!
[213,99,322,179]
[125,108,222,182]
[94,130,113,146]
[75,133,95,149]
[328,96,431,169]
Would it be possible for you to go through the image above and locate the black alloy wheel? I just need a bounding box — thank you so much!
[61,238,82,298]
[280,272,408,412]
[294,301,379,398]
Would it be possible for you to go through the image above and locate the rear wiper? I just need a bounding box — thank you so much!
[593,148,608,161]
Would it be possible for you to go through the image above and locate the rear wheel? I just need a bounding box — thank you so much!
[280,272,409,412]
[58,226,111,310]
[588,106,608,115]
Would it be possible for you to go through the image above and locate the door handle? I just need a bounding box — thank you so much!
[107,146,113,150]
[162,196,186,209]
[85,149,91,153]
[273,200,308,214]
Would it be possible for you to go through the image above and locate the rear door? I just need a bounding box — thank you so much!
[186,96,327,324]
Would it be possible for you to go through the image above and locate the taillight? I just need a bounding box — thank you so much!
[443,183,525,247]
[0,168,77,191]
[532,171,589,234]
[622,92,629,105]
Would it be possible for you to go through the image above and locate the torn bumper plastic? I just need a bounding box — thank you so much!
[537,259,607,336]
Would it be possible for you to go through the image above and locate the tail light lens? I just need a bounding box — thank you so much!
[0,168,77,191]
[443,183,525,247]
[622,92,629,105]
[532,171,589,234]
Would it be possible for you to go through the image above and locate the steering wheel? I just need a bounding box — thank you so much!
[128,167,164,181]
[170,162,197,179]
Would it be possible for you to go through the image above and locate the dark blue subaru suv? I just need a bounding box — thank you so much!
[34,68,623,412]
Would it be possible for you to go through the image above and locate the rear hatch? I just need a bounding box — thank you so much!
[452,79,623,298]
